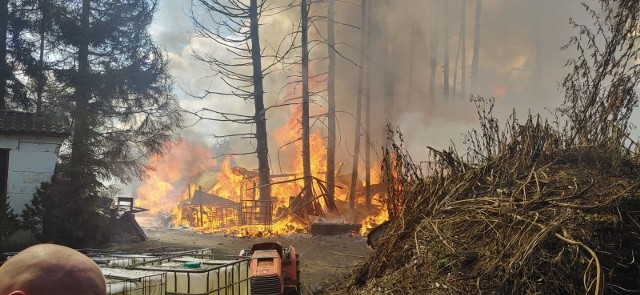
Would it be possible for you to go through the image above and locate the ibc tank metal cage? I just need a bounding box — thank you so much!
[127,252,250,295]
[90,248,219,269]
[91,253,161,268]
[2,248,120,264]
[103,268,167,295]
[113,247,217,256]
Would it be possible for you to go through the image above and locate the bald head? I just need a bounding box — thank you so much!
[0,244,106,295]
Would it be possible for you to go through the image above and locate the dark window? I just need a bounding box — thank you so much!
[0,149,9,202]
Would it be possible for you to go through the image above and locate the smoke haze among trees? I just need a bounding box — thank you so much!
[152,0,593,168]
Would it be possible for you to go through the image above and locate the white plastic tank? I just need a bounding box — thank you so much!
[170,257,249,295]
[132,256,250,295]
[102,268,166,295]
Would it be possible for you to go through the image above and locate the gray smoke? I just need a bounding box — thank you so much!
[151,0,592,172]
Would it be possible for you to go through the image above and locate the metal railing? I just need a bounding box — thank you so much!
[240,200,272,226]
[208,204,241,230]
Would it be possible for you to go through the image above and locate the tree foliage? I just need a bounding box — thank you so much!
[60,0,179,178]
[0,0,43,109]
[0,195,20,242]
[23,180,111,247]
[0,0,183,246]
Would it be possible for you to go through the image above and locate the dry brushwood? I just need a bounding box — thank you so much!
[331,112,640,295]
[319,2,640,292]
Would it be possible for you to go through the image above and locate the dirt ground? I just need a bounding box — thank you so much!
[107,225,371,294]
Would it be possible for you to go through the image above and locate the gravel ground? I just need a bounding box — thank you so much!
[107,225,371,293]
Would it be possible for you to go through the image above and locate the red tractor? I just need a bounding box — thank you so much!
[245,242,300,295]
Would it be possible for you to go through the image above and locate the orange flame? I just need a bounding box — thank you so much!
[134,67,388,236]
[136,139,217,215]
[211,159,248,202]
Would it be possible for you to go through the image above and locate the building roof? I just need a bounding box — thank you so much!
[181,190,239,207]
[195,171,218,193]
[0,111,71,137]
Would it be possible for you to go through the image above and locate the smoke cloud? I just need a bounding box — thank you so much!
[150,0,592,174]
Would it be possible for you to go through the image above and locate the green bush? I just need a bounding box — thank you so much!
[22,180,112,248]
[0,197,21,242]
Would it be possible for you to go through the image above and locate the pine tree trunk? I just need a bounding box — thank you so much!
[383,0,394,122]
[36,0,47,115]
[325,0,337,212]
[443,0,450,99]
[527,3,543,95]
[348,111,362,211]
[460,0,467,98]
[429,0,439,99]
[0,0,9,110]
[349,0,366,211]
[69,0,91,185]
[471,0,481,88]
[407,1,415,101]
[453,11,461,96]
[364,0,372,211]
[0,0,9,208]
[249,0,271,222]
[301,0,313,214]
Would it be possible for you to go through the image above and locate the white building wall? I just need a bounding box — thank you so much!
[0,135,64,211]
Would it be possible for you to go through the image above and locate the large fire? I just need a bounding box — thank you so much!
[135,139,217,216]
[134,134,387,236]
[134,75,388,236]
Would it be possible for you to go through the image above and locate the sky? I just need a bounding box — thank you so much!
[147,0,632,170]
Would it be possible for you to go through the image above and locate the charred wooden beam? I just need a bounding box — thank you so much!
[310,223,361,235]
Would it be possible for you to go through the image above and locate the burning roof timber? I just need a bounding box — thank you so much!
[180,190,239,207]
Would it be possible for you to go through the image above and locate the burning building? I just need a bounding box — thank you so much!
[133,133,388,237]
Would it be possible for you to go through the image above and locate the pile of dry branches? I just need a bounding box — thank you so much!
[327,104,640,294]
[319,2,640,291]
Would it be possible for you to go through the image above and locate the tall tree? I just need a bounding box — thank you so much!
[189,0,282,219]
[460,0,467,98]
[383,0,394,123]
[326,0,337,211]
[1,0,60,114]
[0,0,35,110]
[67,0,91,188]
[364,0,372,211]
[471,0,481,88]
[428,0,439,99]
[249,0,271,212]
[0,0,9,110]
[348,0,367,210]
[8,0,182,246]
[443,0,450,99]
[301,0,313,212]
[50,0,181,189]
[35,0,48,115]
[407,0,416,101]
